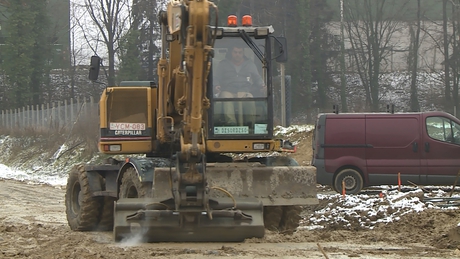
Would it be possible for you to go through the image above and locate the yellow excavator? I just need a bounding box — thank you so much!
[65,0,317,242]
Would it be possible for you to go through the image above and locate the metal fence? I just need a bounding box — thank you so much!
[0,97,98,131]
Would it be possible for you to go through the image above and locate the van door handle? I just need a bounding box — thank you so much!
[425,142,430,152]
[413,142,418,152]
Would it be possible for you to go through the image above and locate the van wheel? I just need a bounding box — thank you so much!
[334,169,363,194]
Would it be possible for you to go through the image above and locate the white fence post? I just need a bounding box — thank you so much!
[64,99,68,129]
[36,105,39,130]
[15,108,19,129]
[0,98,102,131]
[71,98,74,124]
[47,103,50,130]
[41,104,45,129]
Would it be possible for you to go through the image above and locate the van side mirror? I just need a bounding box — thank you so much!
[89,56,101,81]
[274,37,288,63]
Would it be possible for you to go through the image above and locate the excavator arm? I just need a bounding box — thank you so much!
[156,0,216,215]
[158,0,213,161]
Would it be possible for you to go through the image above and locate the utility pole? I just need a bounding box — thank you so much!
[340,0,348,112]
[281,63,286,126]
[280,2,287,127]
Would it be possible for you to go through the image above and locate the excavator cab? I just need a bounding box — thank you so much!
[208,15,282,141]
[210,36,271,138]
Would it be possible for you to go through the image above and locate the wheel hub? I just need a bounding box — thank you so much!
[343,175,357,189]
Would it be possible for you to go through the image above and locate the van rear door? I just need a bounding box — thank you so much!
[365,114,422,185]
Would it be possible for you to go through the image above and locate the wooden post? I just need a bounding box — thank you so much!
[342,180,346,198]
[449,169,460,197]
[398,172,401,192]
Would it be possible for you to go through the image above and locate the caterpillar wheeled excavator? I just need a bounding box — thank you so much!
[65,0,317,242]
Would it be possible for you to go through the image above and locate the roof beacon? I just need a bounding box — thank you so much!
[227,15,237,27]
[242,15,252,26]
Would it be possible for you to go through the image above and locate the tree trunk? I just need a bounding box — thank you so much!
[443,0,451,109]
[409,0,421,112]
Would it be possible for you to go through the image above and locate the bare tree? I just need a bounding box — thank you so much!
[451,0,460,116]
[408,0,422,112]
[344,0,410,111]
[442,0,451,109]
[83,0,131,85]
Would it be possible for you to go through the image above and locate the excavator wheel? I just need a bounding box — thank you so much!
[96,174,115,231]
[119,167,152,198]
[65,164,101,231]
[264,206,302,234]
[279,206,302,234]
[263,206,283,231]
[97,197,115,231]
[261,156,304,234]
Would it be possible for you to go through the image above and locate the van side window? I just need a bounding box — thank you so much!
[426,116,460,144]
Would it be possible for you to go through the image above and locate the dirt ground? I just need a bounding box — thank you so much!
[1,179,460,259]
[1,130,460,258]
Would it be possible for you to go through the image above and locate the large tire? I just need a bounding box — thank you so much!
[119,168,152,198]
[264,206,301,234]
[262,157,302,234]
[97,197,115,231]
[263,206,283,231]
[279,206,302,234]
[334,168,364,194]
[65,164,101,231]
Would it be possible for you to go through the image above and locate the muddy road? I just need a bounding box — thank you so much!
[1,179,460,259]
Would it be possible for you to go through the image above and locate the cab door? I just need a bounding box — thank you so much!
[423,115,460,184]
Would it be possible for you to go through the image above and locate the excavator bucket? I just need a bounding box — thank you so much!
[114,197,264,242]
[113,163,317,242]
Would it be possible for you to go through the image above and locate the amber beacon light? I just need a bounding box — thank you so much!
[227,15,237,26]
[242,15,252,26]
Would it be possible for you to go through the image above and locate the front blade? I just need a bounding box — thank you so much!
[153,164,318,206]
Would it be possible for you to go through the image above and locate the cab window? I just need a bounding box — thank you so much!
[426,116,460,144]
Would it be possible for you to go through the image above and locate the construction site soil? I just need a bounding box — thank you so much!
[1,130,460,258]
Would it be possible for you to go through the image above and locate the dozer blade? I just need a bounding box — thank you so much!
[113,197,264,242]
[154,163,318,206]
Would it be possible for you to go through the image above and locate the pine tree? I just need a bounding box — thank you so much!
[2,0,51,108]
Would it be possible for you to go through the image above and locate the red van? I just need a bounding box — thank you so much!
[312,111,460,194]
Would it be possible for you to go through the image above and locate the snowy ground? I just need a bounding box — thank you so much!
[306,185,460,231]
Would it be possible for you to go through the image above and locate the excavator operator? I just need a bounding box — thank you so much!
[214,45,266,127]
